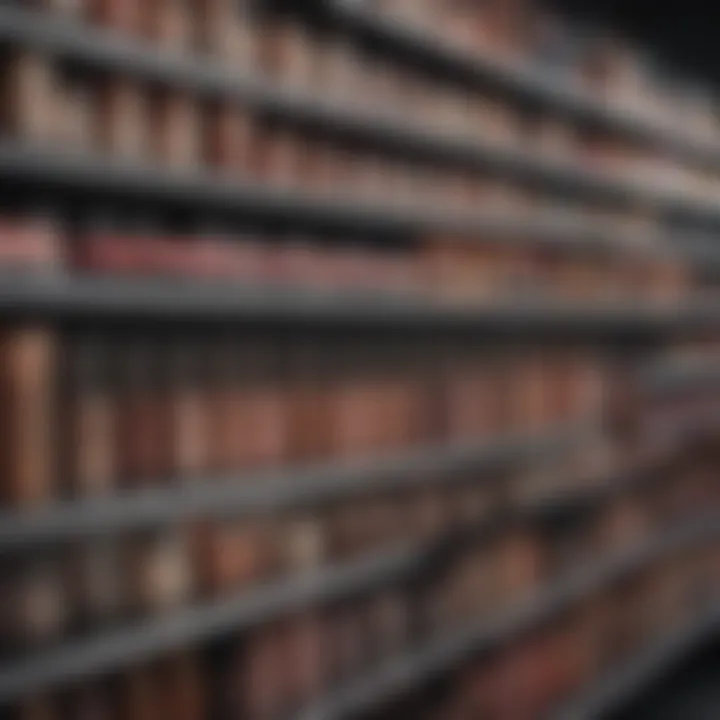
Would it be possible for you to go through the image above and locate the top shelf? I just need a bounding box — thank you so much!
[1,8,720,228]
[314,1,720,172]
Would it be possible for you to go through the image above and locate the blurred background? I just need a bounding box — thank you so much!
[1,1,720,718]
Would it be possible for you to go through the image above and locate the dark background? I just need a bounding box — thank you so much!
[550,0,719,83]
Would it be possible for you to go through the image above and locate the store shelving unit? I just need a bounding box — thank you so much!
[1,3,720,718]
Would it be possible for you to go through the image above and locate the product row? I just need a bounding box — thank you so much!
[417,542,720,720]
[0,328,619,508]
[5,510,720,720]
[0,212,691,305]
[3,441,717,664]
[374,0,720,144]
[4,27,720,205]
[17,0,720,190]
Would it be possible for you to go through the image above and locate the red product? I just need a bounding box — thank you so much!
[0,212,62,273]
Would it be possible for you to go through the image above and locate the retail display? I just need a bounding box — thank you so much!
[1,1,720,719]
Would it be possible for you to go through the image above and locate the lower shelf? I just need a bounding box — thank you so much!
[553,608,720,720]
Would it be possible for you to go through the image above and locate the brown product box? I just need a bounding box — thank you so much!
[237,626,289,719]
[499,527,541,601]
[54,72,96,151]
[411,486,448,542]
[369,591,408,659]
[225,339,287,471]
[125,530,192,614]
[332,346,381,460]
[597,495,648,553]
[149,90,200,168]
[252,122,302,189]
[203,102,255,175]
[1,50,56,141]
[152,653,206,720]
[197,0,256,65]
[257,12,315,89]
[87,0,141,33]
[193,518,269,596]
[69,539,124,630]
[119,667,159,720]
[286,341,333,463]
[204,337,235,474]
[168,339,207,480]
[603,359,644,449]
[327,601,366,685]
[0,326,56,508]
[0,559,66,652]
[64,335,117,498]
[282,612,327,706]
[327,502,359,561]
[443,352,496,442]
[116,340,169,487]
[142,0,193,51]
[96,77,148,160]
[297,138,333,194]
[318,34,363,103]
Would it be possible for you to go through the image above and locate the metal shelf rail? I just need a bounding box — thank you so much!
[0,141,707,261]
[0,273,716,340]
[0,424,580,554]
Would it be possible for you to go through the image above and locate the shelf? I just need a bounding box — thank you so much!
[553,609,720,720]
[0,505,715,708]
[0,273,715,341]
[314,0,720,173]
[292,515,720,720]
[0,544,422,705]
[1,10,720,229]
[0,425,580,554]
[0,142,676,254]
